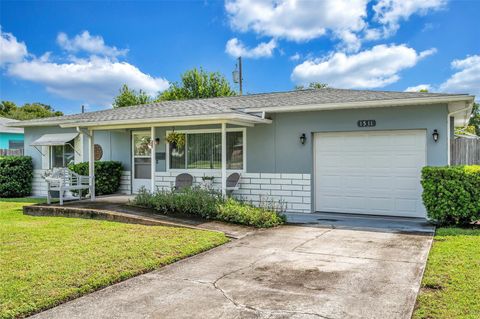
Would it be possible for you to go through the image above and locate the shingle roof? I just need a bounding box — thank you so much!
[9,88,473,127]
[0,117,23,133]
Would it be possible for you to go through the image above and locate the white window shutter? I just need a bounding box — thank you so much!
[74,134,83,163]
[41,146,50,169]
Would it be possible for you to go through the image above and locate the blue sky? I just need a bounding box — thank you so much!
[0,0,479,114]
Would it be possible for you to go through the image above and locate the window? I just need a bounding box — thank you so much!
[8,140,24,150]
[168,130,244,170]
[50,140,75,168]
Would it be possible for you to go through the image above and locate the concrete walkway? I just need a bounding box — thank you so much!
[31,223,433,319]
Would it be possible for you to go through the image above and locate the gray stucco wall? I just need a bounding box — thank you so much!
[93,130,131,170]
[25,127,131,171]
[247,103,449,173]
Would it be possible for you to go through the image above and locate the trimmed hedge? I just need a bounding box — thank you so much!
[421,165,480,225]
[69,161,123,195]
[132,187,285,228]
[0,156,33,197]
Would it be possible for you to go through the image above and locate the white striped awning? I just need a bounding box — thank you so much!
[30,133,78,146]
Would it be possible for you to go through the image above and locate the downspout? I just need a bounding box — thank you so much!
[447,103,473,165]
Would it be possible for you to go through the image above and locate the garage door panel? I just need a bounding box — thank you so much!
[315,130,426,218]
[369,198,394,211]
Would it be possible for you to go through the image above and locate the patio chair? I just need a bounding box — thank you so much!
[173,173,194,191]
[226,172,241,194]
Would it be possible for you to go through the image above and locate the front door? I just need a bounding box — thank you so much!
[132,131,152,193]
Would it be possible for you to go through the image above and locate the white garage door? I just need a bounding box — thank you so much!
[314,130,426,218]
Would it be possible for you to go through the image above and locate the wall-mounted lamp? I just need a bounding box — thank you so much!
[155,138,160,145]
[300,133,307,145]
[432,129,439,143]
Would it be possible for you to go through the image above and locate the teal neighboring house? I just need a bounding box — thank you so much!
[0,117,24,151]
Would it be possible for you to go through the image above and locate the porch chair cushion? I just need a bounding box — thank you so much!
[174,173,194,190]
[226,173,241,190]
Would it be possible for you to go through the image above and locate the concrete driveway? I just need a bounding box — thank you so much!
[32,222,433,319]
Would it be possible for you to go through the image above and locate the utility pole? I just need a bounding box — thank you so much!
[238,56,243,95]
[232,57,243,95]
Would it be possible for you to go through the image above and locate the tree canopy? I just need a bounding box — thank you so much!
[294,82,328,90]
[112,84,153,108]
[157,68,236,101]
[0,101,63,120]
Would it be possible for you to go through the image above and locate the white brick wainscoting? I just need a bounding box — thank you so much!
[154,172,312,213]
[32,169,48,196]
[119,171,131,195]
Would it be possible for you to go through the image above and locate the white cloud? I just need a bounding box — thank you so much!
[291,44,436,88]
[439,54,480,97]
[405,84,432,92]
[57,31,128,57]
[8,56,169,106]
[3,29,168,106]
[0,26,28,66]
[225,0,368,44]
[289,52,301,61]
[371,0,447,38]
[225,38,276,58]
[225,0,446,52]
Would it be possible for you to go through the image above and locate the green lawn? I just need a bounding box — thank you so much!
[414,228,480,319]
[0,199,228,319]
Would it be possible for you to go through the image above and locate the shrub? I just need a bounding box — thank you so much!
[217,198,285,227]
[0,156,33,197]
[69,161,123,195]
[421,165,480,225]
[132,187,285,228]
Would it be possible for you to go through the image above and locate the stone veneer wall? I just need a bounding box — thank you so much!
[154,172,311,213]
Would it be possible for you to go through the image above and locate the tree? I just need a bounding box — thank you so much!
[112,84,152,108]
[468,102,479,135]
[0,101,63,120]
[294,82,328,90]
[157,68,236,101]
[419,89,429,92]
[455,102,479,136]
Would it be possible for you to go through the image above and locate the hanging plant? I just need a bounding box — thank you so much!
[166,131,185,149]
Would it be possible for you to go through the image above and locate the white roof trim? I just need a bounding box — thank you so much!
[59,113,271,128]
[241,95,475,113]
[30,133,79,146]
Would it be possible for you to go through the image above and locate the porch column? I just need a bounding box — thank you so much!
[221,123,227,196]
[88,129,95,200]
[151,126,156,192]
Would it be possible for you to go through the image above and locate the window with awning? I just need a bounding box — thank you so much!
[30,133,78,168]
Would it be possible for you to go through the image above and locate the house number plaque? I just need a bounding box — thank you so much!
[357,120,376,127]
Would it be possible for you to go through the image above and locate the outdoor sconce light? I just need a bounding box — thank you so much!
[432,129,439,143]
[300,133,307,145]
[155,138,160,145]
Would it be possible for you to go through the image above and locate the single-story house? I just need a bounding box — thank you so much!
[8,88,475,218]
[0,117,24,150]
